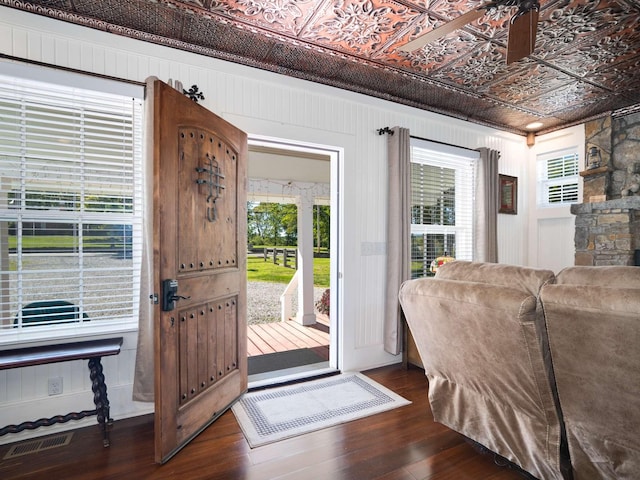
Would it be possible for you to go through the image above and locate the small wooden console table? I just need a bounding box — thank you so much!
[0,337,123,447]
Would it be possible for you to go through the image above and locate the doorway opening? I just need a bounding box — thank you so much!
[246,136,341,388]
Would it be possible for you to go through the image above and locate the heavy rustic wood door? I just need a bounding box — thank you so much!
[148,78,247,463]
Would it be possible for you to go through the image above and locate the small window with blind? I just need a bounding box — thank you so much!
[410,139,477,278]
[537,149,579,206]
[0,62,143,343]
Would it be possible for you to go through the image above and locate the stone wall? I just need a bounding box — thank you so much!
[574,111,640,266]
[612,111,640,197]
[572,197,640,266]
[584,111,640,202]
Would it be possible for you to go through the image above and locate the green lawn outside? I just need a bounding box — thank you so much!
[9,235,124,249]
[251,245,329,255]
[247,255,330,288]
[13,236,330,287]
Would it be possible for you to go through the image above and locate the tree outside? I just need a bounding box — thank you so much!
[248,202,330,252]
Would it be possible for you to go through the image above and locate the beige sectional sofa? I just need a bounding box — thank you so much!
[540,266,640,480]
[399,261,639,480]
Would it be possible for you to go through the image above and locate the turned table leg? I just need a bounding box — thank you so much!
[88,357,113,447]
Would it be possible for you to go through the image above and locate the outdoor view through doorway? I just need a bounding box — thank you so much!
[246,139,338,387]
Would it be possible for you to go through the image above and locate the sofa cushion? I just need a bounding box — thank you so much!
[556,265,640,288]
[435,260,555,296]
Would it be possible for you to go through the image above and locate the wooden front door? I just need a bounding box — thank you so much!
[148,78,248,463]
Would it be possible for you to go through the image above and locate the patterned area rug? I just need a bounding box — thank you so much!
[232,373,411,448]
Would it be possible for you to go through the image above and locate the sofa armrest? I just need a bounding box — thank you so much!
[400,277,550,416]
[399,275,564,480]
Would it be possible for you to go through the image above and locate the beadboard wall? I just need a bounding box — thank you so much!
[0,6,577,444]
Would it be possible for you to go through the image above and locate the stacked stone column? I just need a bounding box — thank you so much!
[574,111,640,265]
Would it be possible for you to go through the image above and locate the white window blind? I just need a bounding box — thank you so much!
[0,65,143,342]
[410,139,476,278]
[537,149,579,206]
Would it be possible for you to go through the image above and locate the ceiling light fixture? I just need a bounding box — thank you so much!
[525,122,544,130]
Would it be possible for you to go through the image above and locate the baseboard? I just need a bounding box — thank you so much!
[0,383,154,445]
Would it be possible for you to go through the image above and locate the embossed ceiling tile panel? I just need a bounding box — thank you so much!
[72,0,183,38]
[299,0,415,56]
[547,54,600,81]
[453,2,512,41]
[411,85,479,111]
[383,13,442,60]
[428,0,484,19]
[429,41,510,89]
[24,0,70,7]
[534,0,628,61]
[3,0,640,135]
[478,104,560,131]
[256,40,420,102]
[406,0,514,43]
[175,0,237,23]
[483,61,574,105]
[388,30,479,74]
[293,56,508,128]
[405,84,510,124]
[581,8,640,66]
[337,61,410,93]
[615,59,640,103]
[263,40,354,79]
[427,0,561,42]
[180,11,275,61]
[391,5,480,56]
[550,94,629,125]
[523,81,610,117]
[200,0,321,36]
[540,1,640,72]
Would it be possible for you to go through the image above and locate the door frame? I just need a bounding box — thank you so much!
[247,134,343,386]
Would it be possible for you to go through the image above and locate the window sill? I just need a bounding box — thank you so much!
[0,323,138,349]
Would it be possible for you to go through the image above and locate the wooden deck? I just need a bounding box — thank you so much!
[247,314,329,359]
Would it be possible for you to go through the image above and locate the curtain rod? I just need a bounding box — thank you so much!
[377,126,478,153]
[0,53,145,87]
[410,134,479,153]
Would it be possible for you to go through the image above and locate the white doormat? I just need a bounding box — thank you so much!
[231,373,411,448]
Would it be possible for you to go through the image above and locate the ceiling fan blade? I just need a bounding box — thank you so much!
[398,7,487,53]
[506,8,539,64]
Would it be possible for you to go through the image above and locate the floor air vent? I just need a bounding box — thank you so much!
[3,432,74,459]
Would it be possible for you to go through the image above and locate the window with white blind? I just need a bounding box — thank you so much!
[410,139,476,278]
[537,149,579,206]
[0,62,144,343]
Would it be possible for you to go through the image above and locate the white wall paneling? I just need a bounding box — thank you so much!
[527,125,585,270]
[0,5,542,442]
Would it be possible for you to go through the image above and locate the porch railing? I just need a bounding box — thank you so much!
[280,269,299,322]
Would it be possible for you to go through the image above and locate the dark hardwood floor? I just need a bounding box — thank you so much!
[0,365,529,480]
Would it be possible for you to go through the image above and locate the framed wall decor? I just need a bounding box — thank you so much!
[499,174,517,214]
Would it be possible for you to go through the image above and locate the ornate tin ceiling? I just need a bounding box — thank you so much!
[3,0,640,135]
